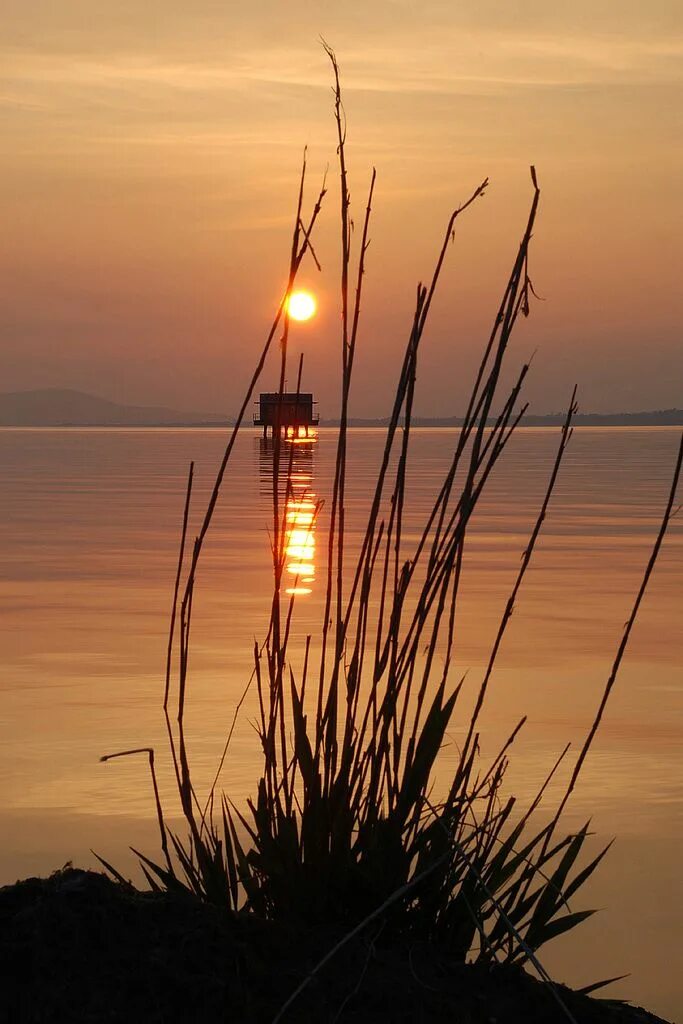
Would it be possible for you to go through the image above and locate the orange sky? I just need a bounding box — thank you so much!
[1,0,681,416]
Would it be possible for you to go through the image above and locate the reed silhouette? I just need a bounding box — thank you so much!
[100,44,683,1023]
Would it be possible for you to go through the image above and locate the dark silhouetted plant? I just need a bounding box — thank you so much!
[100,44,683,1022]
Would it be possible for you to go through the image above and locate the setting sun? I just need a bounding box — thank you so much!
[287,290,317,322]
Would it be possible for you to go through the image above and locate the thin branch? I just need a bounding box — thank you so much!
[100,747,173,877]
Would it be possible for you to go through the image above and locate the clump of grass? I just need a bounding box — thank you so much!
[101,45,683,1020]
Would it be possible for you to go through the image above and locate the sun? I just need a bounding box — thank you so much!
[287,290,317,322]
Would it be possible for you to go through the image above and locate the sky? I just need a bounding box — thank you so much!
[1,0,682,417]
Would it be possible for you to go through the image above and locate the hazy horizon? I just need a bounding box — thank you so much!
[2,1,681,417]
[1,384,682,424]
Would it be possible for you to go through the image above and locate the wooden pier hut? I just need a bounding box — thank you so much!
[253,391,319,438]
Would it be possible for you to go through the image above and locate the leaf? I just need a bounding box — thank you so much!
[563,840,613,903]
[290,674,316,790]
[167,834,203,894]
[398,685,457,821]
[140,864,162,892]
[526,908,596,952]
[222,797,239,910]
[488,882,545,948]
[91,851,133,889]
[528,823,589,930]
[578,974,629,996]
[484,819,548,896]
[226,809,261,909]
[132,847,186,894]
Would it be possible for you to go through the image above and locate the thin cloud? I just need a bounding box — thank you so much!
[2,29,681,105]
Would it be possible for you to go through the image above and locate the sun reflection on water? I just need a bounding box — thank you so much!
[258,435,318,597]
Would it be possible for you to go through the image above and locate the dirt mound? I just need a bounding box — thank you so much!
[0,868,671,1024]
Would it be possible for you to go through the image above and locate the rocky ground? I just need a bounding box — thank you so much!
[0,868,672,1024]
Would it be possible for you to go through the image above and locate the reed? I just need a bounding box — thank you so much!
[101,45,683,1019]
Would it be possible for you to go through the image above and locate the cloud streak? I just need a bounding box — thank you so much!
[2,30,682,102]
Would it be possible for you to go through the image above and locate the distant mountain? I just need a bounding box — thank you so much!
[518,409,683,427]
[325,409,683,428]
[1,389,681,428]
[0,389,229,427]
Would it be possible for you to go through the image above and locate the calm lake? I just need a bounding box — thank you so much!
[1,426,681,1018]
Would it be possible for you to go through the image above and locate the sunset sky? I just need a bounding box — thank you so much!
[2,0,681,417]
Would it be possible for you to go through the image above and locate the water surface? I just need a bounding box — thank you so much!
[0,427,681,1017]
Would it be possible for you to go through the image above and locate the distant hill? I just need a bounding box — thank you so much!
[1,389,680,428]
[327,409,683,428]
[0,389,229,427]
[517,409,683,427]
